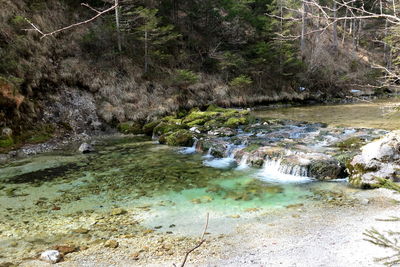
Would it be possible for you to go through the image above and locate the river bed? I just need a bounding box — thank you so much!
[1,99,400,266]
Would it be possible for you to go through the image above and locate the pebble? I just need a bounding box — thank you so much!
[104,240,119,248]
[360,198,370,205]
[39,250,62,264]
[111,208,127,216]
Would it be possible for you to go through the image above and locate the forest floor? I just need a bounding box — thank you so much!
[19,188,400,267]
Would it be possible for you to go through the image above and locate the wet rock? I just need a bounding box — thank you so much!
[111,208,127,216]
[39,250,62,264]
[78,143,94,153]
[348,131,400,188]
[104,240,119,248]
[189,127,200,134]
[308,158,343,180]
[208,127,236,137]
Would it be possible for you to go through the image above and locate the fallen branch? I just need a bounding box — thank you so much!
[174,213,209,267]
[25,2,118,39]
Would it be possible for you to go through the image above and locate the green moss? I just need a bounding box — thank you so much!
[143,120,161,136]
[0,136,14,148]
[19,124,55,144]
[204,119,222,128]
[187,119,206,127]
[117,121,144,134]
[335,137,364,151]
[206,104,226,112]
[376,178,400,192]
[184,111,218,123]
[153,122,186,136]
[162,130,194,146]
[243,144,261,152]
[224,117,248,128]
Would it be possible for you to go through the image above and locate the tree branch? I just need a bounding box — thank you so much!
[25,2,118,39]
[174,213,209,267]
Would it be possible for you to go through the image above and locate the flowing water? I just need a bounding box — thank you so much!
[1,98,398,263]
[254,97,400,130]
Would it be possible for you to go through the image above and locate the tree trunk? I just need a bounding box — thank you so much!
[115,0,122,52]
[144,29,148,73]
[300,1,307,58]
[332,1,338,51]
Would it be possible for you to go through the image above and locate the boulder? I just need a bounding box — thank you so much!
[347,131,400,188]
[79,143,94,153]
[39,250,62,264]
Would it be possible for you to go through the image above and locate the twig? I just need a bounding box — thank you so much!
[25,2,118,39]
[174,213,209,267]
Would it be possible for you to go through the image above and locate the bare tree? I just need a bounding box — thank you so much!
[267,0,400,85]
[115,0,122,52]
[26,1,119,39]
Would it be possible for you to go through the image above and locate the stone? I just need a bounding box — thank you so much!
[1,128,12,137]
[104,240,119,248]
[189,127,201,134]
[348,131,400,188]
[111,208,127,216]
[78,143,94,153]
[53,245,77,255]
[39,250,62,264]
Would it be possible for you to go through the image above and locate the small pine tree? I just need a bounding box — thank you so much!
[133,7,181,73]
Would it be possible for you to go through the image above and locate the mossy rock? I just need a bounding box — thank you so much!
[243,144,262,152]
[224,117,248,128]
[161,116,183,125]
[183,111,218,123]
[153,122,186,136]
[335,137,364,151]
[204,119,223,128]
[0,136,14,148]
[206,104,226,112]
[143,120,161,136]
[162,130,194,147]
[187,119,207,127]
[117,121,144,134]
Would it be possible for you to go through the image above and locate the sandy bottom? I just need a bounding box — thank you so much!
[18,188,400,267]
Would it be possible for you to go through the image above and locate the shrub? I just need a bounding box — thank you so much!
[229,75,253,89]
[171,69,199,87]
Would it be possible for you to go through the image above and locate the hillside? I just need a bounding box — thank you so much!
[0,0,389,147]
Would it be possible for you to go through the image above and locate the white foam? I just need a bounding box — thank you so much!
[257,158,313,183]
[203,158,238,169]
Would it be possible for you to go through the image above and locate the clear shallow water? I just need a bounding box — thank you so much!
[0,135,357,262]
[254,98,400,130]
[1,99,398,263]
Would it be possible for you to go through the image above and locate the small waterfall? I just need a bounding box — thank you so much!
[179,139,198,154]
[236,153,250,170]
[203,147,213,159]
[258,157,312,183]
[225,143,246,159]
[203,142,241,169]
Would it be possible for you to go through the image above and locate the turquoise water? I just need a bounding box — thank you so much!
[0,136,354,262]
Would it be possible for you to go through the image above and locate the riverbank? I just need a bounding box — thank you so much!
[18,187,400,267]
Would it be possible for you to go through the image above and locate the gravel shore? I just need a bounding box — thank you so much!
[17,188,400,267]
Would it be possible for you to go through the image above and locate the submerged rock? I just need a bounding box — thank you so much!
[39,250,62,264]
[347,131,400,188]
[78,143,94,153]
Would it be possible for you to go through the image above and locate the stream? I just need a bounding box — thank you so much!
[0,97,399,264]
